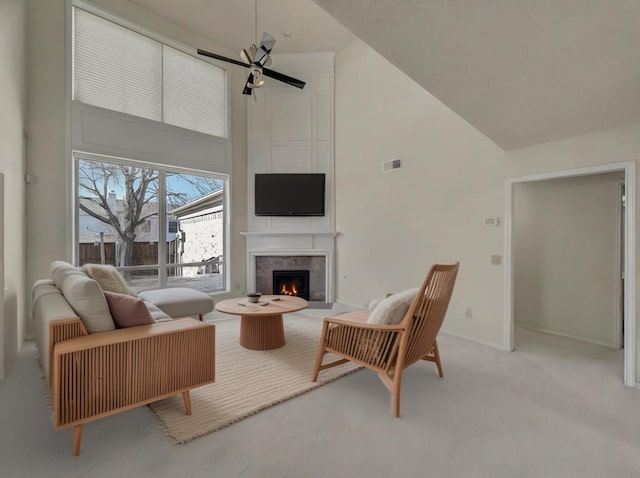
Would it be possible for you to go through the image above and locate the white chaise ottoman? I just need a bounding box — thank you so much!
[138,287,214,321]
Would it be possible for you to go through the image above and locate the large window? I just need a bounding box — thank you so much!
[76,156,226,294]
[73,7,227,137]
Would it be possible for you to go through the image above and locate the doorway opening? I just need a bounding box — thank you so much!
[504,161,636,387]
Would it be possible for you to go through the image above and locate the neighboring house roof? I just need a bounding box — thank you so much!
[171,188,224,218]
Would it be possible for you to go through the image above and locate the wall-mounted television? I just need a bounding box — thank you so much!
[255,173,325,217]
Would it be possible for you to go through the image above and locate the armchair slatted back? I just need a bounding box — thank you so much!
[398,262,459,369]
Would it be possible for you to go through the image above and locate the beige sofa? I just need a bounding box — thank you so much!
[32,261,216,456]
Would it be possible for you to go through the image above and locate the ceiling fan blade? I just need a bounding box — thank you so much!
[197,48,249,68]
[240,48,253,64]
[262,68,306,89]
[258,32,276,55]
[255,32,275,66]
[242,72,254,95]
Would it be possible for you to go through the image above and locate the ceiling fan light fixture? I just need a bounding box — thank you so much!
[248,66,265,88]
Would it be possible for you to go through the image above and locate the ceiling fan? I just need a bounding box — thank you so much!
[197,0,305,100]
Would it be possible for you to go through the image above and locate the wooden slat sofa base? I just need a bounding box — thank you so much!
[50,317,215,456]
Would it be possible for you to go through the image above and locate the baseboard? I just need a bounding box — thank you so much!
[439,328,507,351]
[333,300,364,310]
[516,322,620,349]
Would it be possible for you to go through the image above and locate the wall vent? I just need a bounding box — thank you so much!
[382,159,402,172]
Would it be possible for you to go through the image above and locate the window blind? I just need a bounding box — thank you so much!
[163,46,227,137]
[73,8,228,138]
[73,8,162,121]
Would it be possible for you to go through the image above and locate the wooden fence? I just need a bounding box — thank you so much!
[78,242,177,269]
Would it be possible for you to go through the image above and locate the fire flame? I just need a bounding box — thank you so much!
[279,283,299,296]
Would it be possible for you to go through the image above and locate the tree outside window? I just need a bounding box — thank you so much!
[77,158,225,293]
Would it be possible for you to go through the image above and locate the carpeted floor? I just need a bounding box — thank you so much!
[148,312,360,443]
[306,301,335,309]
[4,324,640,477]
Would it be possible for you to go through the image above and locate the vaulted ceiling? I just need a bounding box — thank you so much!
[130,0,355,54]
[131,0,640,150]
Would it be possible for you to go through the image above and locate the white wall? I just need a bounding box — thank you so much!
[514,173,624,347]
[25,0,248,341]
[334,39,506,347]
[26,0,73,340]
[247,53,335,234]
[0,0,27,379]
[0,0,27,375]
[334,38,640,383]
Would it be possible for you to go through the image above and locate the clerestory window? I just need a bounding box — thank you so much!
[73,7,227,137]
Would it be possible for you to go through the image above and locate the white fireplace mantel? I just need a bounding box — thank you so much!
[241,231,336,302]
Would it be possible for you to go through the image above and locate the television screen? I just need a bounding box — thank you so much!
[255,173,325,216]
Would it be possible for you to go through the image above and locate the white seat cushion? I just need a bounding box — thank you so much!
[138,287,214,318]
[143,301,172,322]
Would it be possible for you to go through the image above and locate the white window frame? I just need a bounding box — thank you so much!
[73,151,229,293]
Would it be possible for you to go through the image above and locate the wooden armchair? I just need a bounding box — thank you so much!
[312,262,459,417]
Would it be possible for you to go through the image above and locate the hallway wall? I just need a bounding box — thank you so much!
[514,172,624,347]
[0,0,27,379]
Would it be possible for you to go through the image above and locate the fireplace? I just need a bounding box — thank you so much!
[273,270,310,300]
[255,256,326,302]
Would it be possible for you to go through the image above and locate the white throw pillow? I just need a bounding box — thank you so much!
[367,288,419,325]
[81,263,134,296]
[368,299,382,311]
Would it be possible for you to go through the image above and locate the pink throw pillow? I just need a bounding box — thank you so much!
[103,291,155,328]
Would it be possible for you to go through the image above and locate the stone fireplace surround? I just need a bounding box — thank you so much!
[241,232,336,303]
[257,257,323,301]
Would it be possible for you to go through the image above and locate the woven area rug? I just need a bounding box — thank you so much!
[148,312,361,444]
